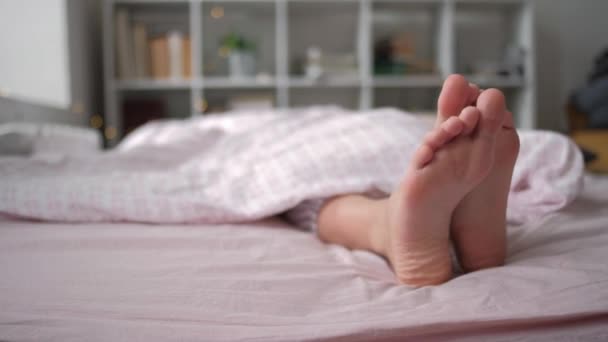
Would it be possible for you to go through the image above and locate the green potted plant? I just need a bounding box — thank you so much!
[220,33,256,78]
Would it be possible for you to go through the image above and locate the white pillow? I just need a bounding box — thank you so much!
[0,123,101,156]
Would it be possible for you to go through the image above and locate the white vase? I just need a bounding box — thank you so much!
[228,51,256,79]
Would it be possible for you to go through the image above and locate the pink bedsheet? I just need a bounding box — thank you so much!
[1,175,607,341]
[0,107,583,225]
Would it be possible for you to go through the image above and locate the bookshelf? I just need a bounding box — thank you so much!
[103,0,536,146]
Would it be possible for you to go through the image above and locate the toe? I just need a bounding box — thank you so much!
[436,74,470,126]
[468,83,481,104]
[412,143,434,168]
[442,116,465,136]
[460,106,481,135]
[424,117,464,150]
[466,89,506,180]
[476,89,507,138]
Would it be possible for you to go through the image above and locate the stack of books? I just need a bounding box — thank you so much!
[115,8,192,80]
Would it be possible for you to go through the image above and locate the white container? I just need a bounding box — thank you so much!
[228,51,256,78]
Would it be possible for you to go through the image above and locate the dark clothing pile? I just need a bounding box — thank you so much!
[571,48,608,129]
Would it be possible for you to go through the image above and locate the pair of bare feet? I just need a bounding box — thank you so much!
[317,75,520,286]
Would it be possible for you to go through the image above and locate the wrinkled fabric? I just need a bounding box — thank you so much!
[0,175,607,341]
[0,107,583,224]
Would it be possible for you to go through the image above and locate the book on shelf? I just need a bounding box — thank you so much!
[114,8,192,81]
[149,36,170,79]
[132,22,149,79]
[115,8,135,79]
[183,37,192,79]
[167,30,183,80]
[149,33,192,80]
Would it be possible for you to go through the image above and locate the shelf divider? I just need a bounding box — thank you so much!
[276,0,289,108]
[437,0,455,78]
[103,0,120,146]
[190,0,202,115]
[516,0,536,129]
[358,0,372,110]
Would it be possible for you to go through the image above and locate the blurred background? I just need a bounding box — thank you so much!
[1,0,607,159]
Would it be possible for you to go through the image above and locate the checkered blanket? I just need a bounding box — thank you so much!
[0,107,584,226]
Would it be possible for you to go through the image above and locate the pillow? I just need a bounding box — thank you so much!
[0,123,101,156]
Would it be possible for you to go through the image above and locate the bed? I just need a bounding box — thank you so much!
[1,109,607,341]
[0,175,607,341]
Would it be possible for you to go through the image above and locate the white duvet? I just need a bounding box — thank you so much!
[0,107,606,341]
[0,107,585,225]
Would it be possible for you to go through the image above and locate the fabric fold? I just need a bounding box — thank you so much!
[0,107,583,225]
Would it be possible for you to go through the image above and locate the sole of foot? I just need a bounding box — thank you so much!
[435,75,520,272]
[378,101,505,286]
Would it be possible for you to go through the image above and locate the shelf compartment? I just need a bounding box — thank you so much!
[289,88,360,110]
[454,1,528,80]
[114,0,189,4]
[203,88,276,113]
[201,1,276,78]
[119,89,191,137]
[114,79,192,91]
[372,0,442,77]
[373,75,443,88]
[465,74,525,88]
[373,87,440,114]
[287,1,359,78]
[199,76,276,89]
[103,0,536,146]
[288,76,361,88]
[113,2,191,81]
[115,77,279,90]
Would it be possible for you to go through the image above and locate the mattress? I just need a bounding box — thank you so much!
[1,175,608,341]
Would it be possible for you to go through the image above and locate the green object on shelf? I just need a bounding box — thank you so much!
[374,61,407,76]
[220,32,255,52]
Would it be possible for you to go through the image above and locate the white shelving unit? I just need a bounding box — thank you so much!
[103,0,536,146]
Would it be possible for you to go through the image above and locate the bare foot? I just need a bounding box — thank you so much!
[316,75,513,285]
[374,103,505,286]
[435,75,520,272]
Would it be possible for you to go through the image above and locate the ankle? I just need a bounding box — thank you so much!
[368,197,390,257]
[317,194,391,256]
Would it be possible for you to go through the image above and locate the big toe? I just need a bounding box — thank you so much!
[436,74,470,126]
[476,89,507,138]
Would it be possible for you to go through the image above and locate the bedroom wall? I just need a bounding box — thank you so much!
[0,0,102,126]
[0,0,71,110]
[535,0,608,132]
